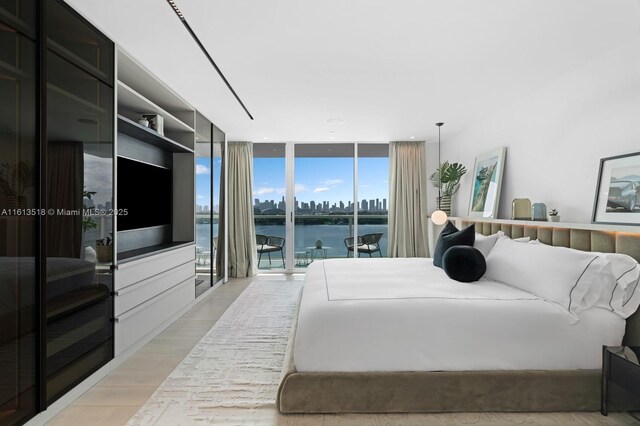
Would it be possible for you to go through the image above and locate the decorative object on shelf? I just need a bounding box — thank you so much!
[430,161,467,216]
[142,113,164,135]
[315,239,323,249]
[96,234,113,263]
[468,147,507,218]
[549,208,560,222]
[593,151,640,225]
[84,246,97,262]
[531,202,548,221]
[430,122,466,223]
[511,198,531,220]
[137,117,149,127]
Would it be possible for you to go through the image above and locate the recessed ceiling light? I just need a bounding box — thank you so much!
[409,136,415,139]
[263,137,269,140]
[326,118,345,125]
[329,137,335,140]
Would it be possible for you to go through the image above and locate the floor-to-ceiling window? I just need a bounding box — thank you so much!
[294,144,355,264]
[253,143,286,269]
[356,144,389,257]
[252,142,388,270]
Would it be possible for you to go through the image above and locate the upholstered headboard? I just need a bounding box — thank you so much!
[459,219,640,346]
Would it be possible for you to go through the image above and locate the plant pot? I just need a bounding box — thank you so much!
[549,216,560,222]
[437,195,452,216]
[96,245,112,263]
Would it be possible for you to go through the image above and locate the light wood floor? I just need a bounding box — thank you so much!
[46,274,637,426]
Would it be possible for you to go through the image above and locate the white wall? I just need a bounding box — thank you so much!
[443,34,640,223]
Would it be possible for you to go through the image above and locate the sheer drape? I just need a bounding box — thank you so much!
[388,141,429,257]
[227,142,257,277]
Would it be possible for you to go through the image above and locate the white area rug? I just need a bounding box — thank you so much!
[128,280,302,425]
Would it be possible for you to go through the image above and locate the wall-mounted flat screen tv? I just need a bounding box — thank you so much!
[117,157,172,231]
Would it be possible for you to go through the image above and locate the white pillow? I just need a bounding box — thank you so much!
[595,252,640,318]
[474,231,529,258]
[485,236,615,322]
[474,231,504,258]
[527,240,640,319]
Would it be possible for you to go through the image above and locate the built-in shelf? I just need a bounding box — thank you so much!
[117,115,194,154]
[117,81,194,133]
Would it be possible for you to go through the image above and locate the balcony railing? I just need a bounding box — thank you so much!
[255,213,388,269]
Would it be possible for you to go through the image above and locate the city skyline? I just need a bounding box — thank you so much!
[196,156,389,209]
[254,196,387,214]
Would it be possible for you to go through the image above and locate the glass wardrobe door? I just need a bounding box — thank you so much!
[45,48,114,403]
[213,125,225,282]
[0,3,38,424]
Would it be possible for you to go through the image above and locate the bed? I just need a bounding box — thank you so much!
[277,220,640,413]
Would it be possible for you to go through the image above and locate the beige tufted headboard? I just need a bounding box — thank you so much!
[458,218,640,346]
[461,219,640,262]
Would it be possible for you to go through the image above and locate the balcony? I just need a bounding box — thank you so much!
[255,213,388,270]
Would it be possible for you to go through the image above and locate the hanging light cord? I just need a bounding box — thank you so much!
[438,125,441,202]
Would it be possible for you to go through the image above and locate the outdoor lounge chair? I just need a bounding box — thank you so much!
[344,232,383,257]
[256,234,285,266]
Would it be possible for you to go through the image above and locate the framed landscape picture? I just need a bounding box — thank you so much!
[467,147,507,218]
[592,151,640,225]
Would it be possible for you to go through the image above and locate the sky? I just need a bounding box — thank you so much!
[195,157,221,210]
[194,155,388,209]
[252,156,389,205]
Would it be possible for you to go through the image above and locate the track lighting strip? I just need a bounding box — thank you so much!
[166,0,254,120]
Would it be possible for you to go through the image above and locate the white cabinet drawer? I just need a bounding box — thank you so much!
[114,261,193,316]
[114,276,194,356]
[116,244,195,290]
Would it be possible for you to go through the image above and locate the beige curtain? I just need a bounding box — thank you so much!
[227,142,258,277]
[388,141,429,257]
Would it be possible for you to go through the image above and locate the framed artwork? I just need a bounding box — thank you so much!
[592,151,640,225]
[467,147,507,218]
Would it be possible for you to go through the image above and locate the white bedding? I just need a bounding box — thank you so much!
[293,258,625,372]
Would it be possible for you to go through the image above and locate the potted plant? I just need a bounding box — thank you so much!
[96,234,113,263]
[549,209,560,222]
[429,161,467,215]
[0,161,34,208]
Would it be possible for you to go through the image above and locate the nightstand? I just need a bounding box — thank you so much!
[602,345,640,417]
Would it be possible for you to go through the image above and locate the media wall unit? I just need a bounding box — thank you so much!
[113,49,197,356]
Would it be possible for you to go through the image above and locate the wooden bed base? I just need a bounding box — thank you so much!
[277,220,640,413]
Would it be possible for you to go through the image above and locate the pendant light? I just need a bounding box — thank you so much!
[431,122,448,225]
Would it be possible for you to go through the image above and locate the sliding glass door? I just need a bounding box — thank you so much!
[357,144,389,258]
[253,143,286,270]
[294,144,354,264]
[252,142,388,271]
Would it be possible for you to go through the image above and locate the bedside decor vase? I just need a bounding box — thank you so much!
[437,195,452,216]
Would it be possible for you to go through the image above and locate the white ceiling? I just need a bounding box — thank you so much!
[66,0,640,143]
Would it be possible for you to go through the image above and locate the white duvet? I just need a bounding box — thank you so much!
[293,258,625,372]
